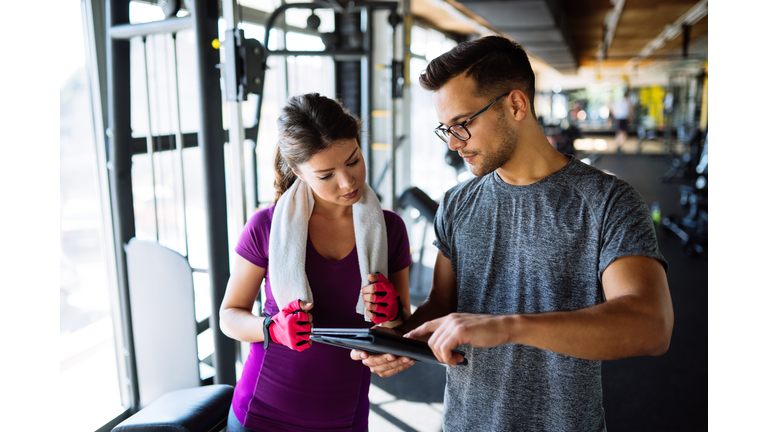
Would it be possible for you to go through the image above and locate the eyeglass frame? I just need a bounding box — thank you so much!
[433,92,509,144]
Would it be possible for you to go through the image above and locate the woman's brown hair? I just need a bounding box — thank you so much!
[273,93,362,203]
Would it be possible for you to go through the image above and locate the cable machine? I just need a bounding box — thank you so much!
[100,0,407,414]
[105,0,235,412]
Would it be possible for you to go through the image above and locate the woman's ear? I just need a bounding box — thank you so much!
[292,167,303,182]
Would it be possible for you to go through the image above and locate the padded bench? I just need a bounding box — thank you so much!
[112,384,234,432]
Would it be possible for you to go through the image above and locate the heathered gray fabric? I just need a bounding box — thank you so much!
[433,156,667,432]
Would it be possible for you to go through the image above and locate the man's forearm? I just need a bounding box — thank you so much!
[508,294,673,360]
[397,297,453,334]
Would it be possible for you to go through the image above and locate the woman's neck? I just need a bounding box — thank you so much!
[310,190,353,220]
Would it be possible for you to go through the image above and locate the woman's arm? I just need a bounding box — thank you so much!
[219,254,268,343]
[380,267,411,328]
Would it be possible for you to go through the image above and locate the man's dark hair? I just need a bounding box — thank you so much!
[419,35,536,117]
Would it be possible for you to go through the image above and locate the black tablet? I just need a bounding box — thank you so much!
[310,328,467,366]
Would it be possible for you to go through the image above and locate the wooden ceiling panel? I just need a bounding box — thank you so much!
[656,16,708,57]
[605,1,700,61]
[562,0,611,63]
[419,0,707,71]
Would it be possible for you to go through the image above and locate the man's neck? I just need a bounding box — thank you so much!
[495,129,569,186]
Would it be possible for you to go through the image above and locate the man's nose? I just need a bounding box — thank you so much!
[447,134,467,152]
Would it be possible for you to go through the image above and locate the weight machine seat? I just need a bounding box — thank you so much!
[398,187,439,223]
[112,384,234,432]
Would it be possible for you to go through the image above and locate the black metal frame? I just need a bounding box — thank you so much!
[190,0,237,387]
[106,0,140,412]
[105,0,237,414]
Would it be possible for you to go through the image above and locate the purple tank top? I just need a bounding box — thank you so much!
[232,205,412,431]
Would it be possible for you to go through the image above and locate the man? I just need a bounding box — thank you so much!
[613,91,633,153]
[352,35,672,431]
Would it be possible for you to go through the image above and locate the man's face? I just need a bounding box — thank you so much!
[433,74,518,177]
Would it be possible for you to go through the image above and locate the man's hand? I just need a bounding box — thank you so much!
[349,326,415,377]
[406,313,511,366]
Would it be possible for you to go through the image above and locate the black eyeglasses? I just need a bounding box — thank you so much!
[434,93,508,143]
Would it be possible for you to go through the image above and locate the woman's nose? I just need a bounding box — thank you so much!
[338,171,355,188]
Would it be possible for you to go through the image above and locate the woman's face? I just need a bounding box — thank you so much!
[294,138,366,207]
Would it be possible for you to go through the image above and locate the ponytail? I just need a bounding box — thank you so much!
[273,146,298,203]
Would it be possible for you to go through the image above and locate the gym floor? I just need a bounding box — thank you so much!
[369,141,707,431]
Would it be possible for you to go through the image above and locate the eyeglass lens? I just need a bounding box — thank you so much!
[451,124,469,139]
[438,124,469,142]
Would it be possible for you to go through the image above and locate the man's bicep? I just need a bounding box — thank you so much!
[602,255,673,315]
[601,255,674,355]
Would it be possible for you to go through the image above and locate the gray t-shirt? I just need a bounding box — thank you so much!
[433,156,667,432]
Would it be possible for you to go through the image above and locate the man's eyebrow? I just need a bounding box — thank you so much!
[439,111,474,126]
[314,147,359,173]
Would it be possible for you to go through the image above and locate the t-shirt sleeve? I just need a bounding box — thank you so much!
[598,180,668,277]
[234,205,274,269]
[432,193,452,260]
[384,210,413,273]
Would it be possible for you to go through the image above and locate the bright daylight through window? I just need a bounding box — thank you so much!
[59,1,125,432]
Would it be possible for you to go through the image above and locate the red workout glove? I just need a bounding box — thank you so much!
[264,299,312,352]
[369,273,402,324]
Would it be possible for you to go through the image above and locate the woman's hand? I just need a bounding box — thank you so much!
[350,326,416,377]
[266,300,314,351]
[361,273,402,324]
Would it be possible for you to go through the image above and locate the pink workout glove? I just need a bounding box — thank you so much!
[369,273,403,324]
[264,299,312,352]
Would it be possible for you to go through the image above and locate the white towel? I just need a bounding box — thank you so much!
[268,179,388,321]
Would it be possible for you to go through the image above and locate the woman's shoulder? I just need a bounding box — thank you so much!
[244,203,277,231]
[382,209,407,233]
[382,209,404,223]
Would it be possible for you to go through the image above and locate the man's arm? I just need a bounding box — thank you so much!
[407,255,673,365]
[400,251,458,333]
[350,251,458,377]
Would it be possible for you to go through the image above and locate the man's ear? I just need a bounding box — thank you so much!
[508,90,528,121]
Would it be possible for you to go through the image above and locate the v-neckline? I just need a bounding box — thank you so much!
[307,234,357,266]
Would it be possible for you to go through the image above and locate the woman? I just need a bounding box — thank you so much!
[220,93,412,432]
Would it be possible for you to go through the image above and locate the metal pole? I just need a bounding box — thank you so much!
[106,0,140,412]
[390,24,397,209]
[222,0,247,231]
[400,6,412,216]
[142,37,161,242]
[362,7,373,184]
[110,16,194,40]
[83,0,132,409]
[170,33,190,257]
[191,0,236,386]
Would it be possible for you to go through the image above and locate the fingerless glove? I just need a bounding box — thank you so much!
[369,273,403,324]
[263,299,312,352]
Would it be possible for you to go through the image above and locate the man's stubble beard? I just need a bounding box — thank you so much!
[469,110,518,177]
